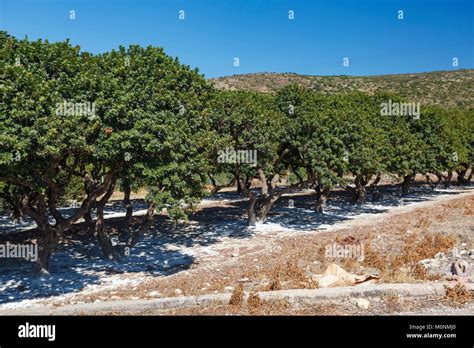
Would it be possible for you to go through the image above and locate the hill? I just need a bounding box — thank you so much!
[210,69,474,109]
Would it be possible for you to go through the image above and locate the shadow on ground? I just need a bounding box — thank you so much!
[0,183,471,304]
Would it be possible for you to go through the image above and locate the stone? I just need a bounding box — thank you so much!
[421,259,441,268]
[419,259,432,266]
[355,298,370,309]
[224,286,234,292]
[312,274,344,288]
[435,252,445,259]
[448,247,459,257]
[174,288,182,295]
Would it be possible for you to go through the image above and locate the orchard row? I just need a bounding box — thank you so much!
[1,32,472,274]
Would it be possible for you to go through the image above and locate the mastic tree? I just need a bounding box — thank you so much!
[408,106,463,188]
[371,93,423,196]
[276,85,346,212]
[330,92,388,203]
[209,90,295,225]
[0,32,116,275]
[0,33,213,274]
[453,108,474,184]
[88,46,214,258]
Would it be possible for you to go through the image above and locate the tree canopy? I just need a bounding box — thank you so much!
[1,31,472,275]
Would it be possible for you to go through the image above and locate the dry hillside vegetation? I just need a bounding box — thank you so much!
[211,69,474,109]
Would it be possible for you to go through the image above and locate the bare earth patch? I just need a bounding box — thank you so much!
[1,187,472,315]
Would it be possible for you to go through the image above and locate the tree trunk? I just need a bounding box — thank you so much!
[234,172,244,196]
[270,174,280,190]
[247,192,257,226]
[83,204,95,237]
[245,189,256,227]
[119,183,133,243]
[19,195,59,277]
[401,174,412,196]
[239,175,257,226]
[95,215,115,260]
[145,200,155,227]
[444,171,453,188]
[236,176,242,196]
[256,195,280,223]
[354,175,366,204]
[83,210,93,224]
[209,173,227,194]
[456,166,470,185]
[258,168,269,197]
[431,172,444,189]
[82,179,96,229]
[370,174,381,202]
[94,179,117,260]
[33,226,60,277]
[16,167,122,275]
[242,171,313,226]
[436,173,443,184]
[314,185,330,213]
[426,174,435,189]
[144,200,157,237]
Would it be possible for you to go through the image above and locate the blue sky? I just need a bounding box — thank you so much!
[0,0,472,78]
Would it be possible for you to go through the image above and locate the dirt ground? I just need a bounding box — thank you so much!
[1,183,472,315]
[88,192,474,315]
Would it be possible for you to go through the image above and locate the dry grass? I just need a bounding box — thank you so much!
[381,295,402,312]
[266,259,318,291]
[211,70,474,109]
[444,283,473,306]
[267,268,282,291]
[247,292,263,314]
[363,231,456,282]
[229,283,244,306]
[40,192,471,310]
[463,205,474,215]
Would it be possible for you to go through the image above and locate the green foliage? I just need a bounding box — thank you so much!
[0,32,213,227]
[0,32,96,219]
[276,85,346,188]
[209,90,286,182]
[1,29,471,230]
[94,45,214,220]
